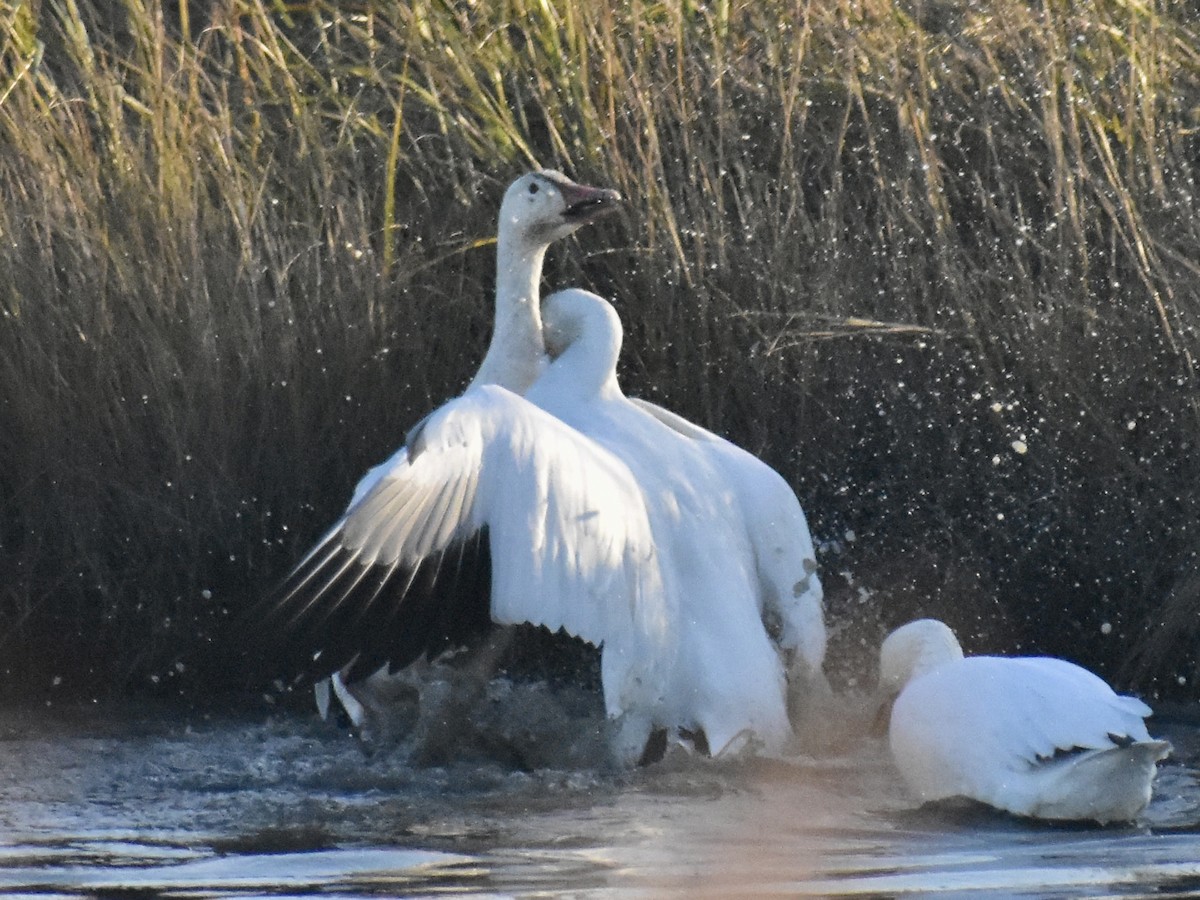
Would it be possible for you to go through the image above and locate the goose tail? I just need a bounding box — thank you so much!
[1027,740,1172,824]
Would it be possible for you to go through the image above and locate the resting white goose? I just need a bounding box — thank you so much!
[307,169,620,721]
[272,289,822,762]
[877,618,1171,824]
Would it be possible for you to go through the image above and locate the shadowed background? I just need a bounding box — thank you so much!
[1,0,1198,702]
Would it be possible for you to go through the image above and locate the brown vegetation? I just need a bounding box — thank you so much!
[2,0,1199,701]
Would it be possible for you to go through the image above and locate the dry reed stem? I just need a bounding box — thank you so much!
[0,0,1198,698]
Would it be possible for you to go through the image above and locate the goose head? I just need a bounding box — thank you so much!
[535,289,624,401]
[498,170,621,250]
[879,618,964,695]
[473,172,620,395]
[543,289,622,358]
[870,618,964,734]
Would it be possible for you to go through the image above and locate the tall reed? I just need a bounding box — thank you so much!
[1,0,1198,700]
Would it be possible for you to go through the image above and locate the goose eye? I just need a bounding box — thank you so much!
[528,182,539,195]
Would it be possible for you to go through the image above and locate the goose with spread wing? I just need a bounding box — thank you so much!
[876,618,1170,823]
[270,289,824,762]
[334,168,621,510]
[306,170,620,722]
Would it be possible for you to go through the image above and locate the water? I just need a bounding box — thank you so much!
[1,698,1199,898]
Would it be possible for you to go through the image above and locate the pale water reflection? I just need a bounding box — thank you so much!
[0,701,1198,897]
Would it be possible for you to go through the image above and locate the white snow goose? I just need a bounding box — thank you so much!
[301,170,620,721]
[877,618,1171,824]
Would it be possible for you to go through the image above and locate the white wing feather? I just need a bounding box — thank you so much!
[330,384,662,651]
[894,656,1153,782]
[629,396,825,669]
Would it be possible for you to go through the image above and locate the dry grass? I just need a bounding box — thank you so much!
[1,0,1199,700]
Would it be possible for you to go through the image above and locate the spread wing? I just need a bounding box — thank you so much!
[629,396,825,671]
[261,384,663,683]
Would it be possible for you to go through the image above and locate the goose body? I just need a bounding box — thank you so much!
[292,381,670,712]
[308,170,619,723]
[628,398,825,684]
[274,289,824,762]
[334,170,620,522]
[879,619,1170,824]
[530,290,803,756]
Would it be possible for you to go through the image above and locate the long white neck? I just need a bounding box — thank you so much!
[468,235,548,394]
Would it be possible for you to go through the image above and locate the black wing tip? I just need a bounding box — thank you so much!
[227,528,495,689]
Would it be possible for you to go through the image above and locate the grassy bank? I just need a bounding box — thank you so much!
[2,0,1199,702]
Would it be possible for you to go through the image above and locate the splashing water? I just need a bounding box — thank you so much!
[1,692,1199,898]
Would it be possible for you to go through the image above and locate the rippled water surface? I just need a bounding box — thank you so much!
[2,699,1199,897]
